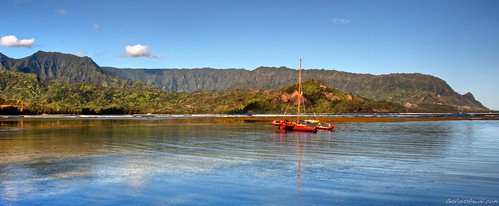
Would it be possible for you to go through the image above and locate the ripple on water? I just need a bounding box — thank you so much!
[1,120,498,205]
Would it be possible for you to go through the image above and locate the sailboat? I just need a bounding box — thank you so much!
[271,59,335,132]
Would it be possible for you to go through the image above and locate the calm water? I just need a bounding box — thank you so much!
[0,118,498,205]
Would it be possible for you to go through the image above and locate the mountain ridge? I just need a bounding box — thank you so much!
[0,69,407,114]
[1,51,154,89]
[102,66,487,111]
[0,51,489,112]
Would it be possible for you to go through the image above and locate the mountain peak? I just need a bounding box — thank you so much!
[463,92,476,101]
[32,50,92,60]
[2,50,106,84]
[0,52,14,70]
[32,50,65,57]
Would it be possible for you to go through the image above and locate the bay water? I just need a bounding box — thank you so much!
[1,118,498,205]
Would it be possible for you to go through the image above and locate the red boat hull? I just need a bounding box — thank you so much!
[272,120,317,133]
[317,124,335,130]
[292,123,317,133]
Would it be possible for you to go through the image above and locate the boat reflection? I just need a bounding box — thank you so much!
[271,131,314,204]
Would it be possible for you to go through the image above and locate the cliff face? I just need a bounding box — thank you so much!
[103,66,488,111]
[0,51,489,112]
[6,51,107,84]
[0,53,15,70]
[101,67,250,92]
[1,51,152,89]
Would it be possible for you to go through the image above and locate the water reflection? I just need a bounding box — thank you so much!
[1,119,498,205]
[333,122,453,160]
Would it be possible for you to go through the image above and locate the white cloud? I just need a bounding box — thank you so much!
[75,51,85,57]
[123,44,160,58]
[0,35,35,48]
[57,8,68,15]
[332,18,351,24]
[93,23,102,31]
[126,44,150,57]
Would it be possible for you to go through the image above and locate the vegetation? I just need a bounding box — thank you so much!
[103,66,489,112]
[0,51,489,113]
[0,70,410,114]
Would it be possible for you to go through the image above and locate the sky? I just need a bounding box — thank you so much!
[1,0,498,110]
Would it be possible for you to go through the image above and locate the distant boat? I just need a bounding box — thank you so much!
[1,115,24,119]
[272,59,335,133]
[133,113,156,118]
[272,119,317,132]
[316,122,335,130]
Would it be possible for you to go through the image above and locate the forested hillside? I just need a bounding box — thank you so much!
[102,66,487,112]
[0,51,489,112]
[0,70,406,114]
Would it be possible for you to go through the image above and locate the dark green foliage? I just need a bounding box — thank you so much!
[1,51,153,90]
[0,51,489,112]
[0,69,409,114]
[98,107,126,115]
[102,66,489,112]
[408,103,460,113]
[0,106,23,115]
[331,100,407,113]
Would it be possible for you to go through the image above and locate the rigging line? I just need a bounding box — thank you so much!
[284,78,300,115]
[301,98,307,115]
[310,101,319,121]
[284,97,291,115]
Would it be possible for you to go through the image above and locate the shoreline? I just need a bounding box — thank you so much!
[1,113,498,122]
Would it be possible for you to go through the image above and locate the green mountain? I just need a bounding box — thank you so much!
[0,69,405,114]
[103,66,488,112]
[1,51,152,89]
[0,51,489,112]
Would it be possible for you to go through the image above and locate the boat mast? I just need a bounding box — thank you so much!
[297,59,302,122]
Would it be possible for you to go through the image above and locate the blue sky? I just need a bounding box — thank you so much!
[1,0,499,110]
